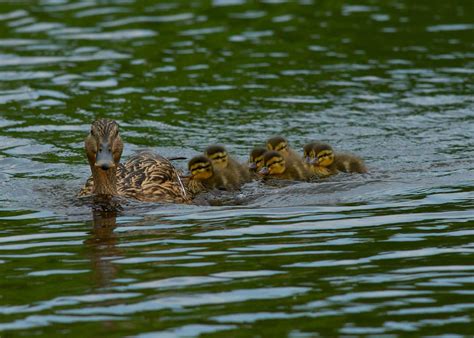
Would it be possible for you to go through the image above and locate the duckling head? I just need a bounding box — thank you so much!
[85,119,123,171]
[248,147,266,172]
[266,136,290,155]
[259,151,286,176]
[188,155,214,180]
[205,145,229,170]
[304,142,334,167]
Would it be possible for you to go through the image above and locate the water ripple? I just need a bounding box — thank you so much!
[0,0,473,335]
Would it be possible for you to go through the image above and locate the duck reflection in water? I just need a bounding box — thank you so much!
[85,209,121,288]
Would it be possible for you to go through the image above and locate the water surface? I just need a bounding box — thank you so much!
[1,0,474,336]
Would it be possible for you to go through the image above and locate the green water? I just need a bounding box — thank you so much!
[1,0,474,336]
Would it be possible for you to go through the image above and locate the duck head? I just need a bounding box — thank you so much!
[266,136,290,156]
[85,119,123,195]
[248,147,266,172]
[205,145,229,170]
[188,155,214,181]
[303,142,335,167]
[259,151,286,176]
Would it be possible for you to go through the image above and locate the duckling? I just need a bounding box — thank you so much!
[185,155,223,195]
[266,136,307,174]
[259,151,311,181]
[79,119,189,203]
[248,147,267,174]
[334,153,368,173]
[303,142,367,177]
[205,145,250,189]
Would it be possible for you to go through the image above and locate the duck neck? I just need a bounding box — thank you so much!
[90,165,118,196]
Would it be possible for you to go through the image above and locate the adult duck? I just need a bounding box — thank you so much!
[79,119,189,203]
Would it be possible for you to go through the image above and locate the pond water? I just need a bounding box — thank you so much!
[1,0,474,336]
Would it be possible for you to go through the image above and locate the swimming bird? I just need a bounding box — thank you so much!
[186,155,222,195]
[303,141,367,177]
[79,119,189,203]
[259,150,311,181]
[266,135,307,175]
[204,144,250,190]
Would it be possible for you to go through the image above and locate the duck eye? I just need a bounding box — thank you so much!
[90,129,94,136]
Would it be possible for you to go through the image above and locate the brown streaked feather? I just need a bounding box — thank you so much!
[79,163,127,196]
[185,177,207,196]
[80,151,190,203]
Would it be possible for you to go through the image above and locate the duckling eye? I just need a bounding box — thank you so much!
[90,129,95,136]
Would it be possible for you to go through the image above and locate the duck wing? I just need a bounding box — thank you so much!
[119,151,189,203]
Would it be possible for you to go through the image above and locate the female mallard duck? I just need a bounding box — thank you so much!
[248,147,267,174]
[186,155,222,195]
[79,119,189,203]
[259,150,311,181]
[303,142,367,177]
[266,136,307,174]
[204,145,250,190]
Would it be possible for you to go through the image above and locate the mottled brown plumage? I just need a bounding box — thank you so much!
[79,119,189,203]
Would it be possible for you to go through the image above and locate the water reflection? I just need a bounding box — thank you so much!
[0,0,474,335]
[86,210,120,288]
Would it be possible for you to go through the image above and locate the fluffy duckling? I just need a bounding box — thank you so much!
[186,155,223,195]
[303,142,367,177]
[205,145,250,189]
[259,151,311,181]
[248,147,267,174]
[266,136,307,173]
[79,119,189,203]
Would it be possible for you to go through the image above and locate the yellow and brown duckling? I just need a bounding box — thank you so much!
[79,119,189,203]
[205,144,250,189]
[266,135,307,173]
[186,155,223,195]
[248,147,267,175]
[259,150,311,181]
[266,136,298,158]
[303,142,367,177]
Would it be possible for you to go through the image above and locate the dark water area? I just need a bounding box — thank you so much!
[0,0,473,336]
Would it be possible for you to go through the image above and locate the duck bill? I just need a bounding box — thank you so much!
[95,143,115,170]
[305,156,312,164]
[259,167,269,175]
[309,158,319,165]
[248,162,257,170]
